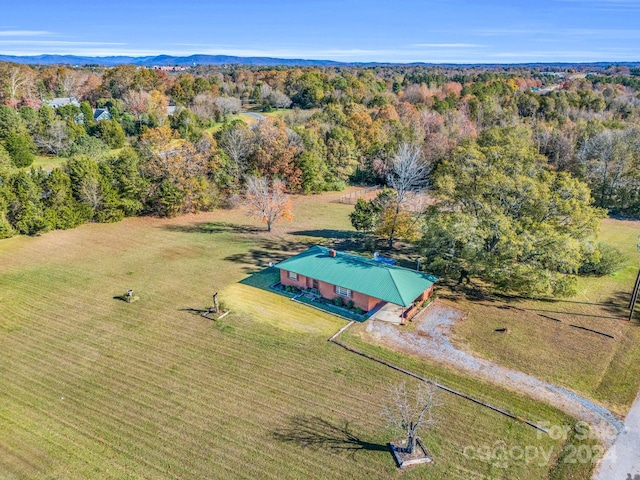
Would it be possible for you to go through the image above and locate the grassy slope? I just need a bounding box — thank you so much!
[0,190,620,479]
[451,218,640,414]
[31,154,67,171]
[204,113,261,134]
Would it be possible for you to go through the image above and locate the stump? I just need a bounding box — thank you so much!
[200,308,230,321]
[389,438,432,468]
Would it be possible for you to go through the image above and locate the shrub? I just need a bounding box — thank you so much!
[346,300,355,309]
[579,242,627,276]
[5,133,34,167]
[0,217,14,239]
[93,120,126,148]
[323,180,347,192]
[68,135,109,159]
[354,307,362,315]
[333,297,344,307]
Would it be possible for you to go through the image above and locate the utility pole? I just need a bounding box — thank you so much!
[629,235,640,321]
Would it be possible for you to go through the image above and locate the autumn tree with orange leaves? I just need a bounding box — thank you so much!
[245,175,293,232]
[249,118,302,191]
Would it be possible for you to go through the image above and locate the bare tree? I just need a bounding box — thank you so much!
[79,177,103,213]
[383,381,440,455]
[578,128,637,209]
[245,175,293,232]
[7,67,28,105]
[34,120,70,155]
[123,89,151,121]
[58,69,83,100]
[214,96,242,119]
[220,126,254,186]
[191,92,219,121]
[259,83,273,101]
[385,142,431,248]
[260,85,292,108]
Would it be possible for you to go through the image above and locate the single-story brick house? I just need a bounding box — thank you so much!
[275,245,438,317]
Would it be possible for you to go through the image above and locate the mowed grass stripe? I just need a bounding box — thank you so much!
[2,305,378,419]
[1,276,373,412]
[3,375,263,480]
[0,387,163,479]
[3,296,556,480]
[0,412,136,480]
[2,379,192,478]
[2,308,396,476]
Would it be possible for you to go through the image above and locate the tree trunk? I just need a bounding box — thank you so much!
[387,202,401,250]
[407,432,416,454]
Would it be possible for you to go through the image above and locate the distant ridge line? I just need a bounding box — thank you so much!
[0,53,639,68]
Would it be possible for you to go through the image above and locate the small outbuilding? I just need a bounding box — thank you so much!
[275,245,438,318]
[93,108,111,121]
[44,97,80,108]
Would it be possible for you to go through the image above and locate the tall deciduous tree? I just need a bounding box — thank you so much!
[421,127,604,297]
[34,120,70,155]
[384,142,431,249]
[383,381,440,455]
[123,89,151,122]
[578,127,640,212]
[250,118,302,191]
[245,175,293,232]
[219,124,254,188]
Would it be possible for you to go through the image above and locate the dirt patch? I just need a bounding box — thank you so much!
[364,301,624,447]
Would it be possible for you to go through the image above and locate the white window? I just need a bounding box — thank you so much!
[335,286,352,298]
[288,272,298,280]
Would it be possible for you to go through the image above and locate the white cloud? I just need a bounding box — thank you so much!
[0,30,54,37]
[471,27,551,36]
[412,43,484,48]
[554,0,640,7]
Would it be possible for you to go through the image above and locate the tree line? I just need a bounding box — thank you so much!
[0,62,638,296]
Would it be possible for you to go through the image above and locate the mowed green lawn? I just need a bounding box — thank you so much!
[450,218,640,415]
[0,191,608,479]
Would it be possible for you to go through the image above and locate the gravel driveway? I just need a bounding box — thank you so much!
[364,301,624,447]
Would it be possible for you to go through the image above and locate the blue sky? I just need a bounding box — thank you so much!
[1,0,639,62]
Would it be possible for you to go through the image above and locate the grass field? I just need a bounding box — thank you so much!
[0,189,630,479]
[30,155,67,171]
[204,112,262,133]
[448,218,640,415]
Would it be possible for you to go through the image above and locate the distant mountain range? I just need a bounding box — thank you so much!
[0,54,638,68]
[0,54,346,67]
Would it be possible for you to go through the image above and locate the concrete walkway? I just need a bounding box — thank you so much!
[593,389,640,479]
[370,302,404,324]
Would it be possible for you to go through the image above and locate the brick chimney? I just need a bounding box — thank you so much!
[329,249,337,257]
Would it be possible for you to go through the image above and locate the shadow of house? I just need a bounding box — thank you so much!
[273,415,388,453]
[291,229,355,239]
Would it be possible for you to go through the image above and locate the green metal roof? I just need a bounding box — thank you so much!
[275,245,438,307]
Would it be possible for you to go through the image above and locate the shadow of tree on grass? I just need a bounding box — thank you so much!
[179,308,211,315]
[273,415,388,453]
[224,238,312,273]
[163,221,262,235]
